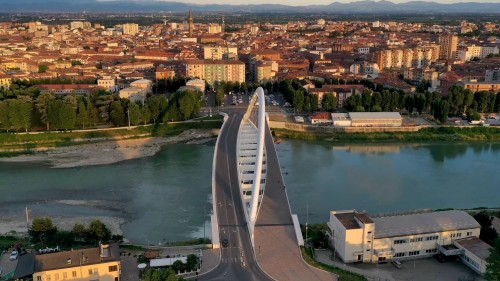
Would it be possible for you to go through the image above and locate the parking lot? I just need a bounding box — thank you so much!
[316,250,484,281]
[0,251,18,279]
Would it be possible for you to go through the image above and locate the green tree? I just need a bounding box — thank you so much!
[128,102,141,125]
[310,94,319,111]
[354,105,365,112]
[476,91,491,113]
[110,100,125,126]
[87,220,111,243]
[371,92,382,109]
[8,97,32,132]
[415,94,426,115]
[322,93,337,112]
[141,105,151,125]
[485,238,500,281]
[361,90,372,111]
[72,223,88,242]
[77,101,89,129]
[463,89,475,114]
[447,85,465,115]
[38,65,48,73]
[171,260,185,273]
[35,92,56,130]
[30,217,57,243]
[186,254,198,271]
[148,96,164,124]
[59,102,76,130]
[372,104,382,112]
[405,95,415,114]
[63,95,78,111]
[293,90,305,112]
[177,91,197,120]
[0,100,10,131]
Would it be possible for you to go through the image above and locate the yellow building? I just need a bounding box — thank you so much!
[185,60,245,85]
[122,23,139,35]
[0,74,12,89]
[207,23,222,34]
[33,244,120,281]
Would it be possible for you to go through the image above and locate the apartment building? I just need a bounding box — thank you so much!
[327,210,490,275]
[439,33,458,60]
[0,73,12,89]
[203,46,238,60]
[185,60,245,85]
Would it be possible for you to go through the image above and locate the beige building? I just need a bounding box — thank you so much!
[33,244,120,281]
[203,46,238,60]
[122,23,139,35]
[439,33,458,60]
[0,73,12,89]
[208,23,222,34]
[327,210,487,274]
[97,75,117,91]
[185,60,245,85]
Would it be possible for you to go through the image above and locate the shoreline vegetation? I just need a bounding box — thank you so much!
[0,119,223,167]
[272,126,500,142]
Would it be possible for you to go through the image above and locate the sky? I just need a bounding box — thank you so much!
[170,0,499,4]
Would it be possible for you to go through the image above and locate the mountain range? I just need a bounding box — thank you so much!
[2,0,500,13]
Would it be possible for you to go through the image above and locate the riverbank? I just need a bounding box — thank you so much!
[0,128,218,168]
[273,126,500,142]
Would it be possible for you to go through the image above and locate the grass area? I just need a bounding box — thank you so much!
[301,247,367,281]
[0,121,223,156]
[273,126,500,142]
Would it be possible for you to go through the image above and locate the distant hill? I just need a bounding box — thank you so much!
[2,0,500,13]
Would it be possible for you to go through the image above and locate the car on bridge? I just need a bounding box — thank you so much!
[222,238,229,247]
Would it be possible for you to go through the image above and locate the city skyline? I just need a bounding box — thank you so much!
[97,0,500,5]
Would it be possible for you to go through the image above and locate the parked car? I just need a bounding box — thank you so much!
[9,250,19,261]
[222,238,229,247]
[391,260,402,269]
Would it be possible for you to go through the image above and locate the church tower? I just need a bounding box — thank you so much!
[188,9,193,37]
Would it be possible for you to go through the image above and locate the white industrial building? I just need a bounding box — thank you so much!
[327,210,491,275]
[330,112,402,127]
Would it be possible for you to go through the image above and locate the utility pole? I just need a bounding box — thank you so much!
[25,206,30,233]
[127,108,131,128]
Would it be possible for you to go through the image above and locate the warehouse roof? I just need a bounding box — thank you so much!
[372,210,480,238]
[348,112,402,120]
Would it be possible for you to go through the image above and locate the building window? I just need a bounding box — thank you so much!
[394,239,407,244]
[408,251,420,256]
[89,269,93,275]
[72,271,77,278]
[426,235,438,241]
[109,265,118,272]
[47,275,51,281]
[467,231,472,236]
[63,272,67,280]
[37,277,41,281]
[410,237,423,243]
[394,253,405,257]
[425,249,437,254]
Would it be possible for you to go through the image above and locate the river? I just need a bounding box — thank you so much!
[0,141,499,244]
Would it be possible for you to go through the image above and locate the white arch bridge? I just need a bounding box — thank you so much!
[203,87,335,281]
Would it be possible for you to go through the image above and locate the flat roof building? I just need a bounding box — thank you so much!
[327,209,489,274]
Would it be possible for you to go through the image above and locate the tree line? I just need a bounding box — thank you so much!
[29,217,118,248]
[343,85,500,123]
[0,89,204,132]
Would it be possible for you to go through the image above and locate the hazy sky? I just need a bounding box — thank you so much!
[173,0,498,4]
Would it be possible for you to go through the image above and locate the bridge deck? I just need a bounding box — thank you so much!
[254,122,335,281]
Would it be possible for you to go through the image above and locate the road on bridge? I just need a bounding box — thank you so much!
[201,110,272,281]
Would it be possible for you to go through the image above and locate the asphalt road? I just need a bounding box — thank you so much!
[201,110,272,281]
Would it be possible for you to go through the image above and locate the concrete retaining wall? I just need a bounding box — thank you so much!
[269,121,422,133]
